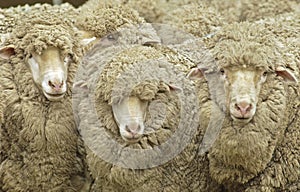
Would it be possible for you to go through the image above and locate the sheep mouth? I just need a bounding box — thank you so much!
[231,115,252,122]
[43,91,65,100]
[121,135,142,143]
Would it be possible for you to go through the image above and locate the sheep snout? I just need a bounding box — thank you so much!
[121,122,143,143]
[41,71,67,101]
[230,97,256,122]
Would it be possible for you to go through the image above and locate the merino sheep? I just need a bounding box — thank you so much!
[158,3,224,38]
[71,23,224,191]
[188,21,299,191]
[75,0,149,53]
[78,0,202,23]
[0,3,94,192]
[239,0,300,22]
[257,12,300,69]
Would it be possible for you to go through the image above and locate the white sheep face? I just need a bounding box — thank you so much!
[221,68,266,123]
[27,47,70,101]
[112,96,148,143]
[188,65,297,123]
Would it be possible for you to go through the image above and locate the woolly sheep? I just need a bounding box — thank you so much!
[203,0,299,23]
[158,3,224,38]
[257,12,300,70]
[188,21,299,191]
[0,3,94,192]
[72,24,221,191]
[75,0,149,53]
[78,0,201,23]
[239,0,300,22]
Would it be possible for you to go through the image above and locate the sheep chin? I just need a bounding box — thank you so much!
[230,115,252,124]
[121,135,142,144]
[43,91,65,101]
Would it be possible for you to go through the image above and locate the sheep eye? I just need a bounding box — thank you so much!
[219,68,225,75]
[107,34,114,40]
[262,71,268,76]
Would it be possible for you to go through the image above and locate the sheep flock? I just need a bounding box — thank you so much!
[0,0,299,192]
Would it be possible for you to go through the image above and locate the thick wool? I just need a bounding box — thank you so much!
[76,0,144,38]
[0,3,78,44]
[258,12,300,75]
[73,39,214,191]
[79,0,200,23]
[158,3,223,38]
[0,4,89,192]
[196,21,300,191]
[239,0,299,22]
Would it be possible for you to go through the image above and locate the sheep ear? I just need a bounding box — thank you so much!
[275,66,298,83]
[187,67,204,80]
[142,37,160,45]
[78,30,98,46]
[168,84,182,93]
[0,45,15,59]
[73,80,88,90]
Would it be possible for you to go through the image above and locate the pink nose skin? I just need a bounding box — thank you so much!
[125,123,141,136]
[48,80,63,92]
[235,101,252,116]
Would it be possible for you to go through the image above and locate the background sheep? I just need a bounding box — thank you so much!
[238,0,300,22]
[189,21,299,191]
[75,0,148,53]
[158,2,224,38]
[72,23,223,191]
[0,3,94,191]
[78,0,202,23]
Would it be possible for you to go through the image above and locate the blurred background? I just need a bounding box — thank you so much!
[0,0,87,8]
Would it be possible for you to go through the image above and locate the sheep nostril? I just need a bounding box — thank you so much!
[236,102,252,115]
[125,125,130,133]
[48,80,55,88]
[125,124,141,135]
[48,80,64,90]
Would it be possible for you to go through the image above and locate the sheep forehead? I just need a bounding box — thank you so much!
[226,67,264,85]
[31,47,66,72]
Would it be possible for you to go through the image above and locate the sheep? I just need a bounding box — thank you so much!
[188,21,299,191]
[75,0,148,53]
[78,0,202,23]
[0,3,95,192]
[257,12,300,70]
[71,22,223,191]
[238,0,300,22]
[201,0,242,23]
[203,0,300,23]
[158,3,224,39]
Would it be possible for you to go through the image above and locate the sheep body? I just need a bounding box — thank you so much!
[0,3,89,192]
[191,21,300,191]
[72,25,221,191]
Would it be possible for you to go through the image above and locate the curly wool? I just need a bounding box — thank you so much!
[160,3,224,38]
[195,21,300,191]
[76,1,144,38]
[8,4,80,62]
[0,4,88,192]
[258,12,300,75]
[207,21,288,72]
[239,0,298,22]
[74,42,205,191]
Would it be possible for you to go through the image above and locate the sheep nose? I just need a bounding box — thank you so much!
[235,101,252,116]
[125,123,141,136]
[48,80,64,92]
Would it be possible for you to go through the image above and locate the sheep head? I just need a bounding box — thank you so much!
[112,96,148,143]
[0,46,72,101]
[188,65,297,123]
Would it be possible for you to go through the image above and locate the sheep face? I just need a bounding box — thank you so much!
[220,67,267,123]
[112,96,148,143]
[27,46,71,101]
[189,65,297,124]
